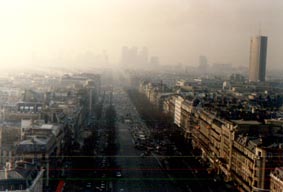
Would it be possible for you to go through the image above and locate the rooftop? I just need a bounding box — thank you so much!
[0,162,41,191]
[232,120,261,125]
[271,167,283,182]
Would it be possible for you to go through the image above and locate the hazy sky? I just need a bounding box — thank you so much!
[0,0,282,70]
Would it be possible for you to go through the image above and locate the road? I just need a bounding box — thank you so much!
[112,89,182,192]
[113,122,182,192]
[111,87,236,192]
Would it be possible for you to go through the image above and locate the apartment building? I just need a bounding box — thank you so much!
[139,80,283,191]
[16,123,63,186]
[270,167,283,192]
[0,123,21,166]
[0,161,44,192]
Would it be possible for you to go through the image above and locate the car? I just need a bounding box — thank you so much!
[135,144,146,150]
[86,182,92,188]
[116,171,122,177]
[100,183,105,189]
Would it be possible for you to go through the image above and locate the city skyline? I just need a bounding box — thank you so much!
[1,1,283,191]
[0,0,282,71]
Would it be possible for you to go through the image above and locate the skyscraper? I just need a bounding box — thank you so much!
[249,36,268,82]
[139,47,148,65]
[198,56,209,73]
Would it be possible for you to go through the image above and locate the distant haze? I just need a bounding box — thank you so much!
[0,0,282,70]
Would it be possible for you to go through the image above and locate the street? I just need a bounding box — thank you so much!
[62,86,235,192]
[112,87,235,192]
[113,89,182,192]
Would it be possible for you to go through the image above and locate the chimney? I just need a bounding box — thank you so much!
[4,167,7,179]
[5,162,11,171]
[4,161,11,179]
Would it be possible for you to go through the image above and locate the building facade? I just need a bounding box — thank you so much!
[270,167,283,192]
[0,162,44,192]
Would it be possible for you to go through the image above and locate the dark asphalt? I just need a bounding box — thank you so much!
[113,121,182,192]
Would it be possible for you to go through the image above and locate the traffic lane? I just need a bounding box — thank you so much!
[114,122,182,192]
[115,122,147,192]
[113,89,232,192]
[115,120,211,191]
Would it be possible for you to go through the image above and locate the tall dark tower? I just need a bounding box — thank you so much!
[249,36,268,82]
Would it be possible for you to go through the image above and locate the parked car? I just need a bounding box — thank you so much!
[116,171,122,177]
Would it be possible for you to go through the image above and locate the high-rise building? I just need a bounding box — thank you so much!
[199,56,208,67]
[149,56,159,66]
[121,46,138,66]
[121,46,154,67]
[249,36,268,82]
[198,56,209,73]
[139,47,148,65]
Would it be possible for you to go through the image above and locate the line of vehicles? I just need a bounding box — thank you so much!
[113,88,181,158]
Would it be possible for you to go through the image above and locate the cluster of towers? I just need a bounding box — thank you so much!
[121,46,159,68]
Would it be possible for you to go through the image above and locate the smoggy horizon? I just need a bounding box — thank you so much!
[0,0,282,71]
